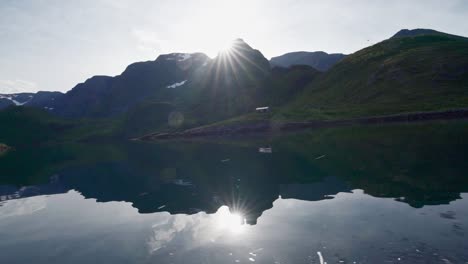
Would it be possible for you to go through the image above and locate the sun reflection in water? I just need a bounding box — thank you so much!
[216,207,247,234]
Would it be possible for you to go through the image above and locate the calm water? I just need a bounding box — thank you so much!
[1,123,468,263]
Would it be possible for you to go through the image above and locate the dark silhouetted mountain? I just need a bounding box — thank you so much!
[0,92,63,110]
[25,91,64,109]
[178,38,272,123]
[47,39,277,135]
[0,93,34,109]
[51,53,210,118]
[270,51,346,71]
[51,75,113,117]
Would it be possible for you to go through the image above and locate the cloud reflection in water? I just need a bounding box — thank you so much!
[148,206,247,253]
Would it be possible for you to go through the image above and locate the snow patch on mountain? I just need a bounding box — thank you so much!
[178,53,191,61]
[0,94,31,105]
[166,80,188,88]
[165,53,192,62]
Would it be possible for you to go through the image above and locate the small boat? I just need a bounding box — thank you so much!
[258,147,272,153]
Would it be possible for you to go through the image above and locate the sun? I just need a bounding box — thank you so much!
[218,40,235,55]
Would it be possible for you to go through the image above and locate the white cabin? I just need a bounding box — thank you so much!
[255,106,269,113]
[259,147,272,153]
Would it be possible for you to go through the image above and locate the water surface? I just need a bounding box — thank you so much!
[1,122,468,263]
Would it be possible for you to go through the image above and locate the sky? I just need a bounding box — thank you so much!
[1,0,468,93]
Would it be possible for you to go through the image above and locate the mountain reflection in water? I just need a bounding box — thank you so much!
[1,122,468,263]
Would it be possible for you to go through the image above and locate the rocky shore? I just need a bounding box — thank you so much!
[138,108,468,141]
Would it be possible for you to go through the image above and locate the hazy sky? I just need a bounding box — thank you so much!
[1,0,468,93]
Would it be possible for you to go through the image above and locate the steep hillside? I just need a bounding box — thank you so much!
[51,53,210,118]
[256,65,321,106]
[279,31,468,120]
[48,39,274,126]
[25,91,63,109]
[270,51,346,71]
[0,107,72,146]
[178,39,271,122]
[0,106,120,146]
[114,39,275,136]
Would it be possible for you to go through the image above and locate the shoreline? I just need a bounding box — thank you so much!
[137,108,468,141]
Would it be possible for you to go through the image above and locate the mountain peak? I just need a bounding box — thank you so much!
[233,38,246,43]
[216,38,270,73]
[229,38,255,52]
[156,52,209,62]
[391,28,444,38]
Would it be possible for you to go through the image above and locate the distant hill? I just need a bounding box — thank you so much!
[0,93,34,109]
[24,91,63,109]
[280,30,468,120]
[270,51,346,71]
[0,92,62,110]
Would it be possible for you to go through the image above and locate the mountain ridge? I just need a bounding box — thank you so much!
[1,29,468,142]
[391,28,467,39]
[270,51,346,71]
[0,92,62,110]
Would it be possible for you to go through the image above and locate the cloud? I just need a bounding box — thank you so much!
[132,29,166,53]
[0,196,47,220]
[0,79,39,93]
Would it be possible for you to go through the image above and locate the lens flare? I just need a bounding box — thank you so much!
[216,207,246,234]
[218,40,234,54]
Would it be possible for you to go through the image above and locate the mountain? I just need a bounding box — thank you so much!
[2,29,468,141]
[51,53,210,118]
[280,29,468,120]
[24,91,63,109]
[117,39,277,136]
[0,91,62,110]
[178,39,272,122]
[391,28,458,38]
[0,93,34,109]
[270,51,346,71]
[40,39,278,136]
[256,65,321,106]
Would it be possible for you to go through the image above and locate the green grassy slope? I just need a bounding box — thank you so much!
[0,107,119,147]
[278,34,468,120]
[0,107,73,146]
